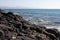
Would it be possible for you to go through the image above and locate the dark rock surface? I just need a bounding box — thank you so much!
[0,9,60,40]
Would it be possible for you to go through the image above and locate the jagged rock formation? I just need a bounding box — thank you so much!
[0,9,60,40]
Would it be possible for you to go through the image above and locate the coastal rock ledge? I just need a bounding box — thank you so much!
[0,9,60,40]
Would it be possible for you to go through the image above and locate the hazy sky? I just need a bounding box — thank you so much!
[0,0,60,9]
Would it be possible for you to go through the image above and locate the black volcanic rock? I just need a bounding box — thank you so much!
[0,9,60,40]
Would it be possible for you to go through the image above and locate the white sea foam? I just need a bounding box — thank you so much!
[45,25,60,31]
[24,17,54,25]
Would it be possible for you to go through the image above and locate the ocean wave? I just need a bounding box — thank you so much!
[23,16,54,25]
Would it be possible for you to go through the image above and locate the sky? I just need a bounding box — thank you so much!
[0,0,60,9]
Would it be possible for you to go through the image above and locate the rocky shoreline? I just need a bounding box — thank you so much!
[0,9,60,40]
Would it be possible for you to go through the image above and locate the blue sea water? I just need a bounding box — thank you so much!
[4,9,60,22]
[3,9,60,31]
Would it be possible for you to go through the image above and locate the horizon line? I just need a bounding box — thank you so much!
[1,6,60,9]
